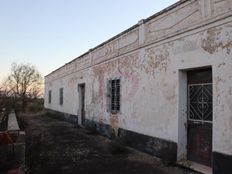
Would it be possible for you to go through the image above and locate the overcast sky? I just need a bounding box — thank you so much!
[0,0,178,81]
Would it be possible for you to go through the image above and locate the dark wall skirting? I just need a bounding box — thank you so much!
[85,118,177,165]
[44,109,232,171]
[85,119,114,138]
[46,109,79,125]
[213,152,232,174]
[45,111,177,165]
[119,128,177,165]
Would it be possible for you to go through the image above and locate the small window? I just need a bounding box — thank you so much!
[48,90,52,104]
[59,88,63,105]
[107,79,120,113]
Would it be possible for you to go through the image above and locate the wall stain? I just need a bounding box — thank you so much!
[115,53,140,101]
[215,76,226,102]
[173,40,198,55]
[201,27,232,54]
[99,116,104,125]
[92,66,106,109]
[144,45,169,76]
[110,114,119,136]
[218,62,226,68]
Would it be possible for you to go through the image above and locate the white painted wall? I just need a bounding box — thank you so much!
[45,0,232,160]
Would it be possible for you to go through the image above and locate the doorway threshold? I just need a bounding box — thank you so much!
[178,160,212,174]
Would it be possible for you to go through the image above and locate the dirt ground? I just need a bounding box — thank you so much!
[20,113,199,174]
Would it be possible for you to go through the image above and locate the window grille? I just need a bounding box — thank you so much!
[48,90,52,104]
[107,79,120,113]
[59,88,63,105]
[188,84,212,122]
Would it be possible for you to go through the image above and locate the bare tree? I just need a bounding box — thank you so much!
[5,63,43,110]
[0,82,14,112]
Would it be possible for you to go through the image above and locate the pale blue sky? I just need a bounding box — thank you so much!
[0,0,178,81]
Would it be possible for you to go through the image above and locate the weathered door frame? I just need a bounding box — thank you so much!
[178,67,213,168]
[187,69,213,167]
[78,83,85,126]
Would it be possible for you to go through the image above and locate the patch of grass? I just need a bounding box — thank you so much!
[45,112,64,121]
[108,136,129,155]
[85,122,98,135]
[26,130,43,171]
[0,146,16,172]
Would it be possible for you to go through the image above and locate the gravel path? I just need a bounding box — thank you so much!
[21,113,199,174]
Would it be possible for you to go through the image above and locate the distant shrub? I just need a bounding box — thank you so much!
[26,99,44,113]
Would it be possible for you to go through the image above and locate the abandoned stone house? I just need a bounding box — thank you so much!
[44,0,232,173]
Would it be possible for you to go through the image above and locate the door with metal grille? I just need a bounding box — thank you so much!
[187,69,212,167]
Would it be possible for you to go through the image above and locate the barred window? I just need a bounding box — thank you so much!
[59,88,63,105]
[48,90,52,104]
[107,79,120,113]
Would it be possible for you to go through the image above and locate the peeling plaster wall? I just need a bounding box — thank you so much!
[45,0,232,160]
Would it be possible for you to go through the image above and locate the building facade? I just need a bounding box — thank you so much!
[44,0,232,173]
